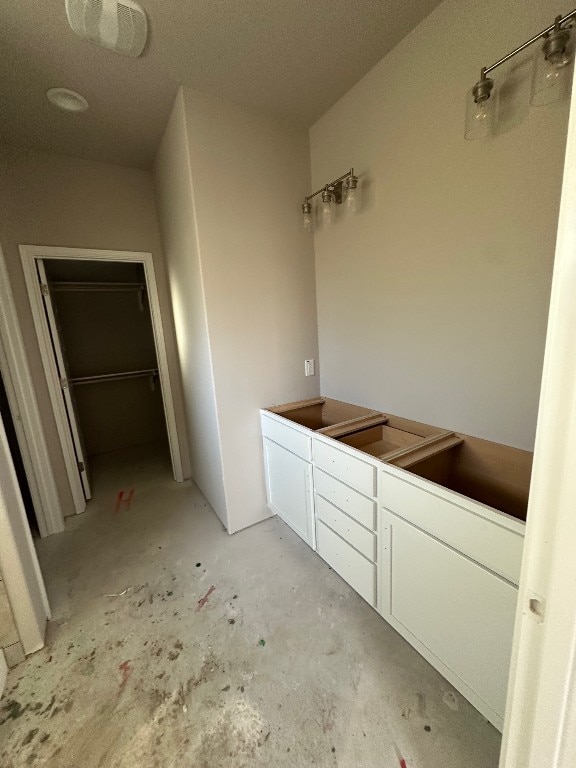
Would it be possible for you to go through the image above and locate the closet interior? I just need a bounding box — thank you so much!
[43,259,169,497]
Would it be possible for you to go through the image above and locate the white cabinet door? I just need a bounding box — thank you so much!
[384,513,517,729]
[263,438,315,548]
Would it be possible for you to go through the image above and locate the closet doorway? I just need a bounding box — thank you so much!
[21,246,184,516]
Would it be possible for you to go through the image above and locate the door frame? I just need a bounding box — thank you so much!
[499,74,576,766]
[0,651,7,699]
[0,247,62,536]
[20,245,185,515]
[0,412,50,653]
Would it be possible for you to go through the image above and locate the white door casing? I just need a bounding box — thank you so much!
[0,414,50,653]
[499,66,576,768]
[0,651,7,698]
[20,245,185,518]
[0,247,63,536]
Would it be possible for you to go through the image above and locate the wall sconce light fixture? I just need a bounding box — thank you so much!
[465,10,575,140]
[301,168,358,230]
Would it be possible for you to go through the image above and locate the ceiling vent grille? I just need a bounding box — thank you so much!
[65,0,148,58]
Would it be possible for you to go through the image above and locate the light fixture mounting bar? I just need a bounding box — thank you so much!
[304,168,357,205]
[483,9,576,76]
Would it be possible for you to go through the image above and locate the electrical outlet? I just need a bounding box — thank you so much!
[304,359,315,376]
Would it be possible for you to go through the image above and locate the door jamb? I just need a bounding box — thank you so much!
[21,250,86,515]
[499,75,576,767]
[20,245,185,517]
[0,247,63,536]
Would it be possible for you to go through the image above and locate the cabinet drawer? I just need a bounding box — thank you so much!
[313,439,376,497]
[380,469,524,585]
[315,495,376,561]
[261,414,310,461]
[317,521,376,606]
[314,468,375,530]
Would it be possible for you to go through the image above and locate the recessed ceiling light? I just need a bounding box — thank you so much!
[46,88,89,113]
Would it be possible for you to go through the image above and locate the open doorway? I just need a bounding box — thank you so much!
[20,246,185,517]
[0,368,38,536]
[40,258,170,501]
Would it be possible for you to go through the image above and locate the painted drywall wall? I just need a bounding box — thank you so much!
[0,415,47,655]
[154,87,320,533]
[310,0,569,451]
[182,88,320,533]
[153,91,228,525]
[0,146,191,518]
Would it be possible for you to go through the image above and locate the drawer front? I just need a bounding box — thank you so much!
[389,515,517,722]
[314,468,376,530]
[317,521,376,605]
[315,495,376,561]
[313,439,376,497]
[261,414,310,461]
[380,469,524,584]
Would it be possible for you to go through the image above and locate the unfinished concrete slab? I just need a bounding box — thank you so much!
[0,443,501,767]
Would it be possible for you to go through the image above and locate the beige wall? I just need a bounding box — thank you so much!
[0,146,191,518]
[183,88,320,533]
[155,87,320,533]
[310,0,569,451]
[154,91,228,525]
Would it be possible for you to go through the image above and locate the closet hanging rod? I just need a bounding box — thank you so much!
[70,368,158,386]
[49,281,146,292]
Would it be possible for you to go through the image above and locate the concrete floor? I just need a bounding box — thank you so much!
[0,442,501,767]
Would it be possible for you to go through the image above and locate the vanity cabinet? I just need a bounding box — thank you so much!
[260,397,530,731]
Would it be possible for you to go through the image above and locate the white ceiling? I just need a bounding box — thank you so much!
[0,0,442,169]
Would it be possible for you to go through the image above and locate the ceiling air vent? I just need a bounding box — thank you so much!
[65,0,148,58]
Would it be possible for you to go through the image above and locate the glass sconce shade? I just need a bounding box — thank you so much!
[321,187,334,224]
[530,30,573,106]
[302,201,312,231]
[464,78,495,140]
[345,173,358,213]
[322,199,334,224]
[345,186,357,213]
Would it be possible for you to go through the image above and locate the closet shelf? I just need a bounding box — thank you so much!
[50,281,146,292]
[70,369,158,386]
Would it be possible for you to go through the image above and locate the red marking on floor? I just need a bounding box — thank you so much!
[115,489,134,512]
[393,744,407,768]
[119,660,132,690]
[196,585,216,611]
